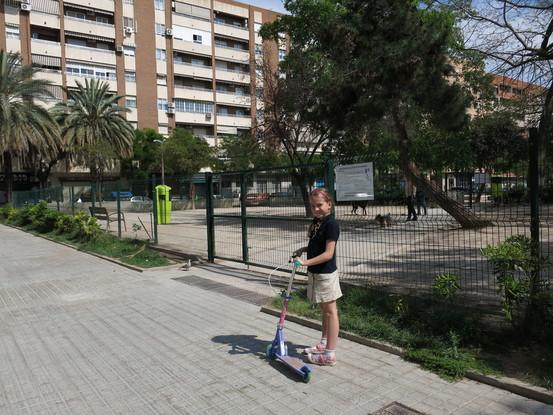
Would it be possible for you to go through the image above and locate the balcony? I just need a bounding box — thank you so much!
[214,23,249,41]
[172,14,212,33]
[31,39,62,57]
[214,46,250,63]
[156,60,167,75]
[64,17,115,39]
[65,44,116,66]
[6,38,21,54]
[66,75,117,91]
[31,12,61,30]
[35,69,63,85]
[174,62,213,79]
[63,0,114,13]
[216,91,251,106]
[175,112,214,125]
[173,38,212,57]
[215,68,250,84]
[174,86,214,101]
[216,114,251,128]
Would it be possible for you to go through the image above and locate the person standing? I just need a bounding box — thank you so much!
[293,188,341,366]
[415,189,427,216]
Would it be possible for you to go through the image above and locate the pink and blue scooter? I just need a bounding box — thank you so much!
[266,257,312,382]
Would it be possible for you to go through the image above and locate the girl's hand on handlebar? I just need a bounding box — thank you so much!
[293,258,305,268]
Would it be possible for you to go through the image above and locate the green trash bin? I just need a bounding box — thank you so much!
[155,185,172,224]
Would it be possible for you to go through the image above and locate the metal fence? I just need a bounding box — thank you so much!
[9,133,552,310]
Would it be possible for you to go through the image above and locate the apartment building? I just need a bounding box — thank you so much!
[0,0,283,147]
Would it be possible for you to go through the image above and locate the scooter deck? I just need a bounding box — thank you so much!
[277,355,306,370]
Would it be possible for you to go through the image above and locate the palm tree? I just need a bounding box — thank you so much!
[0,50,62,202]
[55,78,134,200]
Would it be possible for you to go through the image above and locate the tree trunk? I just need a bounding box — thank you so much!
[3,152,13,204]
[291,170,312,217]
[392,110,491,229]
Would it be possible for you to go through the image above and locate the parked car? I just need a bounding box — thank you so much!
[111,191,133,200]
[130,196,152,204]
[245,192,270,206]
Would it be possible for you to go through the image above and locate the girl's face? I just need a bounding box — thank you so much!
[310,194,332,218]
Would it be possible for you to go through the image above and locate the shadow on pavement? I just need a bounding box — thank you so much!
[212,334,310,382]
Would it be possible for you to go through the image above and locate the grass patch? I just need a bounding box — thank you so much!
[272,285,552,386]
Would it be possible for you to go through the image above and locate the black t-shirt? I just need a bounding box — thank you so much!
[307,215,339,274]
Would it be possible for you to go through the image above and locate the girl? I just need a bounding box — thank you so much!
[293,188,341,366]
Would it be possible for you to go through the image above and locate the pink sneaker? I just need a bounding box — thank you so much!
[303,342,326,354]
[307,352,336,366]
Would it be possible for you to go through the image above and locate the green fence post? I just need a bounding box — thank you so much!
[116,179,122,238]
[152,175,158,244]
[528,127,540,291]
[240,173,248,263]
[206,172,215,262]
[325,159,336,218]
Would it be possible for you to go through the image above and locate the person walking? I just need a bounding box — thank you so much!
[406,192,417,221]
[293,188,341,366]
[415,189,427,216]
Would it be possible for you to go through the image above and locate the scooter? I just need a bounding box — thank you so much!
[266,256,312,383]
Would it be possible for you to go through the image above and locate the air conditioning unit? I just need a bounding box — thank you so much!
[115,45,123,53]
[124,26,134,35]
[20,3,32,11]
[165,28,173,37]
[205,113,212,121]
[166,102,175,114]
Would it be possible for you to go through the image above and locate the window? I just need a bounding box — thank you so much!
[174,99,213,113]
[278,49,287,62]
[236,109,245,116]
[66,62,116,80]
[123,17,134,29]
[6,25,20,39]
[155,23,166,36]
[157,75,167,85]
[154,0,165,10]
[123,0,134,4]
[156,49,166,61]
[235,87,244,96]
[66,10,86,20]
[96,16,110,24]
[66,37,87,47]
[193,34,202,44]
[125,71,136,82]
[157,98,168,111]
[96,42,111,50]
[218,107,228,115]
[126,98,137,108]
[123,46,135,56]
[255,44,263,57]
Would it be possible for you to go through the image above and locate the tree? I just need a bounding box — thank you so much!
[261,0,490,227]
[450,1,553,158]
[0,51,62,202]
[54,79,134,199]
[121,128,165,180]
[215,132,283,172]
[162,128,214,176]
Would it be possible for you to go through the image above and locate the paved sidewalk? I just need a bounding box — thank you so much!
[0,225,552,415]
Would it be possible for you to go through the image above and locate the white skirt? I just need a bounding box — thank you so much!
[307,270,342,304]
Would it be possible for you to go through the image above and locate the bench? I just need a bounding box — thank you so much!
[89,206,127,231]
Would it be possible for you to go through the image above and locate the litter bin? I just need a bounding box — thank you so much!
[155,185,172,224]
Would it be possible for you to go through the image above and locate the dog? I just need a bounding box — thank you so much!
[351,200,368,215]
[375,214,393,228]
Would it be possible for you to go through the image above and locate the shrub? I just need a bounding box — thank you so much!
[72,212,102,241]
[432,273,461,301]
[54,214,76,235]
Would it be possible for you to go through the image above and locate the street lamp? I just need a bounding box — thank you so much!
[153,139,166,185]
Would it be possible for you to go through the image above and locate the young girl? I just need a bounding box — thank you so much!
[293,188,341,366]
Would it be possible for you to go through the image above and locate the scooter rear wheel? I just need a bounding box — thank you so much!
[303,372,312,383]
[266,344,275,359]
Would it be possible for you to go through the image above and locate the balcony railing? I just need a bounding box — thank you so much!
[31,38,61,45]
[215,43,249,52]
[64,16,115,28]
[215,67,249,74]
[175,84,213,92]
[66,44,115,54]
[174,60,212,69]
[217,113,251,118]
[214,19,248,30]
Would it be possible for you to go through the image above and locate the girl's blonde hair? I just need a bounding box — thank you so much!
[308,188,333,239]
[310,187,333,206]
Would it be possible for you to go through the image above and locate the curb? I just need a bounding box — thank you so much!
[259,306,553,406]
[2,223,145,273]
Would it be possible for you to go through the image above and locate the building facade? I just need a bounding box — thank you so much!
[0,0,283,146]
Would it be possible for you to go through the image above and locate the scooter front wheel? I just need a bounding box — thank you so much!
[266,344,275,360]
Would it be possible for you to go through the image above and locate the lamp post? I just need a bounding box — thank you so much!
[153,139,166,185]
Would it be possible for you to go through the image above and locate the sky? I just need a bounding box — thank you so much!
[237,0,287,14]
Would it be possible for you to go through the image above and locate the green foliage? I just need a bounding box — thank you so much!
[433,273,461,301]
[215,133,283,171]
[121,128,164,179]
[481,235,551,330]
[162,128,215,177]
